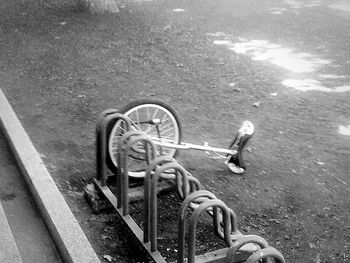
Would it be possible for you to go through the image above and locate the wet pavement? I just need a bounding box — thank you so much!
[0,130,63,263]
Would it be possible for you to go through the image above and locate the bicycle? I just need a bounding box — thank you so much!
[106,99,254,178]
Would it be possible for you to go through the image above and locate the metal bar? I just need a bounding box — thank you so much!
[225,235,268,263]
[98,113,131,186]
[245,247,285,263]
[93,178,167,263]
[177,190,217,263]
[95,109,118,183]
[188,200,233,263]
[117,131,145,209]
[143,156,177,243]
[122,134,157,216]
[169,247,253,263]
[150,162,189,252]
[213,208,239,240]
[153,141,236,155]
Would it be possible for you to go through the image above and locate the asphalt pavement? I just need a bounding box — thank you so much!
[0,0,349,262]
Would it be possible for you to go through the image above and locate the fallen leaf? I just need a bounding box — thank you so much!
[309,243,317,249]
[315,161,324,166]
[268,218,281,224]
[103,255,115,262]
[163,25,171,31]
[253,101,261,107]
[60,21,68,25]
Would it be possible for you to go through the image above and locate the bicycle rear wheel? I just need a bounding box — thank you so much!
[107,99,182,178]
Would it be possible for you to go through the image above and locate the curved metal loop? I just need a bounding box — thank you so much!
[117,130,150,177]
[95,108,119,133]
[188,199,233,263]
[150,162,189,252]
[118,130,146,151]
[143,156,177,243]
[117,131,146,172]
[245,247,285,263]
[225,235,268,263]
[177,190,217,263]
[116,131,146,208]
[213,206,239,241]
[179,190,217,219]
[187,174,201,194]
[126,135,158,163]
[96,112,131,185]
[119,132,157,215]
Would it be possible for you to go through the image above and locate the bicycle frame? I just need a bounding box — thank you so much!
[153,140,237,155]
[106,98,255,175]
[151,120,254,157]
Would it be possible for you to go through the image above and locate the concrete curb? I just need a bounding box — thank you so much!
[0,89,101,263]
[0,202,23,263]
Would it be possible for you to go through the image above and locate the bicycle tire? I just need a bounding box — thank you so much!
[106,98,183,178]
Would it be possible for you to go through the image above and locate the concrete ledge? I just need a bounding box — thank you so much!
[0,89,101,263]
[0,202,23,263]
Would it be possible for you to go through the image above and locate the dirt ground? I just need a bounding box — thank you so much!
[0,0,349,262]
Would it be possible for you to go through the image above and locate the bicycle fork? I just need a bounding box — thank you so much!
[225,121,254,174]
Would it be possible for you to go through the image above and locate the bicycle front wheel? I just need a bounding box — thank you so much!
[107,99,182,178]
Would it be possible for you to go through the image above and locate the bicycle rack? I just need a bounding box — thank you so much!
[94,112,168,263]
[144,156,179,244]
[245,247,285,263]
[118,131,157,215]
[151,162,190,251]
[92,110,285,263]
[225,235,269,263]
[95,110,131,186]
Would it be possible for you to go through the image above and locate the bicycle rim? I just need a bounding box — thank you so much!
[108,102,181,177]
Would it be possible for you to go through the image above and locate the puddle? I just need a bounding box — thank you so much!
[213,39,330,73]
[329,1,350,12]
[125,0,155,2]
[209,33,350,94]
[317,74,347,79]
[268,0,322,14]
[269,7,288,15]
[338,125,350,136]
[283,0,322,9]
[282,79,350,92]
[172,8,186,12]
